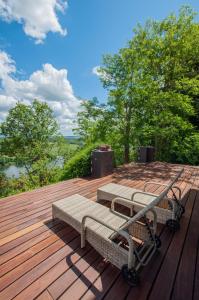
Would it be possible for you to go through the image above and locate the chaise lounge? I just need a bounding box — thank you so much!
[97,168,184,231]
[52,177,178,286]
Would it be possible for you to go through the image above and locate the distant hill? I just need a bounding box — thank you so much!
[65,136,79,140]
[65,136,81,145]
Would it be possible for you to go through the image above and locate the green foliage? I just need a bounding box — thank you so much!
[0,155,15,169]
[75,6,199,165]
[74,98,129,165]
[62,143,100,179]
[0,100,63,188]
[126,6,198,161]
[0,172,11,198]
[74,97,111,144]
[55,136,79,164]
[171,133,199,165]
[0,172,28,198]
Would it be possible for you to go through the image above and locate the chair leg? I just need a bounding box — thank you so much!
[81,229,86,248]
[130,207,133,217]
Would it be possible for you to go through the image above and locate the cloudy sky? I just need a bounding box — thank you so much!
[0,0,198,135]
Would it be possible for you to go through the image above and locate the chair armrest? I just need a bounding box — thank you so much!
[111,197,145,212]
[171,185,182,200]
[81,214,135,269]
[144,182,169,191]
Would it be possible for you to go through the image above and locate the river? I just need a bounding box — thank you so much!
[4,157,64,179]
[4,165,26,178]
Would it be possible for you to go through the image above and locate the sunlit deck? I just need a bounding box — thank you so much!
[0,162,199,300]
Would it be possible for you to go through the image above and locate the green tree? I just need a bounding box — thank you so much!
[99,52,138,163]
[127,6,198,160]
[98,6,199,163]
[74,97,111,144]
[74,97,127,165]
[1,100,62,186]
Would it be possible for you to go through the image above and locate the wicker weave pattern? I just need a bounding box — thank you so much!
[128,221,150,241]
[52,194,158,271]
[97,169,183,224]
[86,227,129,269]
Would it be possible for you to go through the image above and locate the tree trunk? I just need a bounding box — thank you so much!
[24,165,36,185]
[154,133,158,160]
[124,114,131,163]
[124,141,130,163]
[123,99,132,164]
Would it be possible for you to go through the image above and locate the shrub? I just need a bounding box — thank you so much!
[0,172,28,198]
[62,143,100,179]
[172,133,199,165]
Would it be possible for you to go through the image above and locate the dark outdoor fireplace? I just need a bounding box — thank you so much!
[137,146,155,163]
[91,145,114,178]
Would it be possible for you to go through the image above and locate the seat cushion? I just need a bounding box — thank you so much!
[52,194,129,239]
[97,183,156,206]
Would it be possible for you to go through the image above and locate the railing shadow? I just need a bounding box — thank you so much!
[82,162,195,187]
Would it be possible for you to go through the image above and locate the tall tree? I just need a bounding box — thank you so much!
[99,6,198,162]
[1,100,61,186]
[75,6,199,165]
[74,97,110,144]
[99,51,139,163]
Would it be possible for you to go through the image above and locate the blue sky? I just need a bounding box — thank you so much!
[0,0,198,134]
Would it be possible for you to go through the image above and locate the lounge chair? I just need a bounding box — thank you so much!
[97,168,184,231]
[52,182,174,286]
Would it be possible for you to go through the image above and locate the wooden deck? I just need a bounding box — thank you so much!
[0,162,199,300]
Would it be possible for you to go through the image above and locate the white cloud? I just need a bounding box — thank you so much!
[0,50,81,134]
[92,65,110,81]
[0,0,67,43]
[0,51,16,78]
[92,65,101,76]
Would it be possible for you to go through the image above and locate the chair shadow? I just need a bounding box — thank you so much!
[44,218,114,298]
[65,247,120,298]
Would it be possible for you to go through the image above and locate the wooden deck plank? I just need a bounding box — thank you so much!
[193,239,199,300]
[171,189,199,300]
[0,208,52,234]
[0,218,51,247]
[147,173,199,300]
[13,247,93,300]
[47,249,99,299]
[58,255,107,300]
[148,192,196,299]
[0,203,51,228]
[36,290,54,300]
[0,219,61,256]
[0,225,72,278]
[0,233,81,299]
[126,178,194,300]
[0,162,198,300]
[102,273,130,300]
[80,264,120,300]
[0,223,65,264]
[0,228,76,292]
